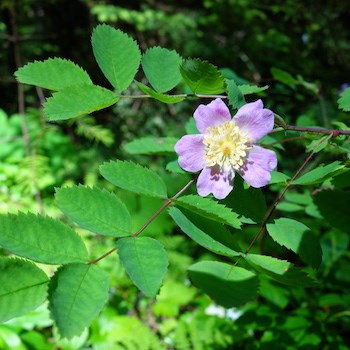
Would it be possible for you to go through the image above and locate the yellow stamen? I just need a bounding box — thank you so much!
[203,120,251,171]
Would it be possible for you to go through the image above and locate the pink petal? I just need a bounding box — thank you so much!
[194,98,232,134]
[175,134,206,172]
[234,100,274,142]
[239,146,277,188]
[197,166,234,199]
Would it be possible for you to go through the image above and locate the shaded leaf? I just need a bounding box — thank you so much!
[0,213,88,264]
[15,58,92,90]
[0,258,48,323]
[180,59,226,94]
[238,84,269,95]
[245,254,317,287]
[188,261,259,307]
[55,185,131,237]
[91,24,141,92]
[169,207,240,258]
[117,237,168,297]
[141,47,182,92]
[135,82,185,103]
[49,263,109,338]
[175,195,241,229]
[267,218,322,268]
[124,136,178,154]
[100,160,168,199]
[44,84,119,120]
[271,68,297,85]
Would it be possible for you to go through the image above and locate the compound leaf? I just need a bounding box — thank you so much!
[49,263,109,338]
[55,185,132,237]
[124,136,178,155]
[0,258,48,323]
[135,82,185,103]
[117,237,168,297]
[100,160,168,199]
[15,58,92,90]
[92,24,141,92]
[0,213,88,264]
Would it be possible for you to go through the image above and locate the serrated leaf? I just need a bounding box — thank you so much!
[338,87,350,111]
[55,185,131,237]
[91,24,141,92]
[44,84,119,121]
[306,134,332,153]
[267,218,322,268]
[166,160,186,174]
[238,84,269,95]
[15,58,92,90]
[169,207,240,258]
[124,136,178,155]
[180,59,226,94]
[135,82,185,103]
[117,237,168,297]
[245,254,317,287]
[292,161,344,185]
[0,258,48,323]
[100,160,168,199]
[226,79,246,108]
[0,213,88,264]
[271,67,297,85]
[175,195,241,229]
[188,261,258,307]
[141,47,182,93]
[49,263,109,338]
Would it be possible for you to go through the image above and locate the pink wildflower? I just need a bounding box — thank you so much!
[175,98,277,199]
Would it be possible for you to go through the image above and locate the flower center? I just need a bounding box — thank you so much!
[203,120,252,171]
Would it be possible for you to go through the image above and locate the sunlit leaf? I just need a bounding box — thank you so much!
[180,59,226,94]
[0,213,88,264]
[267,218,322,268]
[188,261,259,307]
[55,185,132,237]
[226,79,246,108]
[49,263,109,338]
[238,84,269,95]
[124,136,178,154]
[15,58,92,90]
[0,258,48,323]
[135,82,185,103]
[44,84,118,120]
[338,87,350,111]
[100,160,168,199]
[141,47,182,93]
[117,237,168,297]
[92,24,141,92]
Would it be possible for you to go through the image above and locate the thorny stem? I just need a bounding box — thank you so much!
[87,180,194,265]
[243,137,329,256]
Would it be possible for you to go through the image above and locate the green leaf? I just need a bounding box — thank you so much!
[91,24,141,92]
[226,79,246,108]
[245,254,317,287]
[338,87,350,111]
[292,161,344,185]
[314,190,350,233]
[180,59,226,94]
[269,171,290,184]
[0,258,48,323]
[117,237,168,297]
[271,67,297,85]
[267,218,322,268]
[169,207,240,258]
[100,160,168,199]
[55,185,131,237]
[15,58,92,90]
[141,47,182,93]
[306,134,332,153]
[124,136,178,154]
[238,84,269,95]
[135,82,185,103]
[174,195,241,229]
[49,263,109,338]
[44,84,119,121]
[188,261,258,307]
[0,213,88,264]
